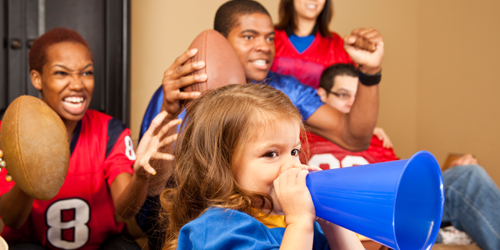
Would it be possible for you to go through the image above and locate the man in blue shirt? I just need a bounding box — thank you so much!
[138,1,384,249]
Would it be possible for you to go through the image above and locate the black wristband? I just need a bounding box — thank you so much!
[358,70,381,86]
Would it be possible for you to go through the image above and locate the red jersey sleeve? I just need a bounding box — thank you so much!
[366,136,400,162]
[0,121,15,196]
[104,118,135,187]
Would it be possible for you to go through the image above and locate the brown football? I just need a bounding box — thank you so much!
[183,29,246,92]
[0,95,69,200]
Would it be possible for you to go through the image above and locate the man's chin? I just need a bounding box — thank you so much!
[246,71,269,83]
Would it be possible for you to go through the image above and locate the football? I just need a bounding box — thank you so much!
[0,95,69,200]
[183,29,246,92]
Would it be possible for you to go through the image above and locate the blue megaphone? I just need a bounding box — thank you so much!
[306,151,444,250]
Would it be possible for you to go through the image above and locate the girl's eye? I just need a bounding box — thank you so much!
[291,149,301,156]
[267,36,275,42]
[82,71,93,76]
[263,151,278,158]
[54,71,68,76]
[243,35,253,40]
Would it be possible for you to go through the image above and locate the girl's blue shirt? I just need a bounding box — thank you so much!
[177,207,330,250]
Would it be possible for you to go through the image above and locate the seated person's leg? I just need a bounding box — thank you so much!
[441,164,500,250]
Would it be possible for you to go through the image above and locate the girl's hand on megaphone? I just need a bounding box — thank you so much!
[290,164,322,173]
[274,166,316,226]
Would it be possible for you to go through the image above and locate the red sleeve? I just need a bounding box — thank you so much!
[0,172,15,196]
[104,128,135,186]
[0,121,15,197]
[366,136,399,162]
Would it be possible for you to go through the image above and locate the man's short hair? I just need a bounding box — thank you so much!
[214,0,271,37]
[319,63,358,91]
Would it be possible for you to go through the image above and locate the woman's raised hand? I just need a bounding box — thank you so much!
[133,111,180,179]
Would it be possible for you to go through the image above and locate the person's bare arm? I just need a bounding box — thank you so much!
[0,184,34,229]
[145,49,208,195]
[318,219,364,250]
[306,28,384,151]
[0,148,35,229]
[110,112,179,219]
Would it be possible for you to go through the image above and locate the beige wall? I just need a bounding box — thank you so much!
[416,0,500,185]
[331,0,420,163]
[131,0,500,186]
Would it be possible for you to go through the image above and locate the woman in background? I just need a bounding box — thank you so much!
[273,0,363,89]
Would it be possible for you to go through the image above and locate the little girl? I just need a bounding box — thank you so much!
[161,84,364,250]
